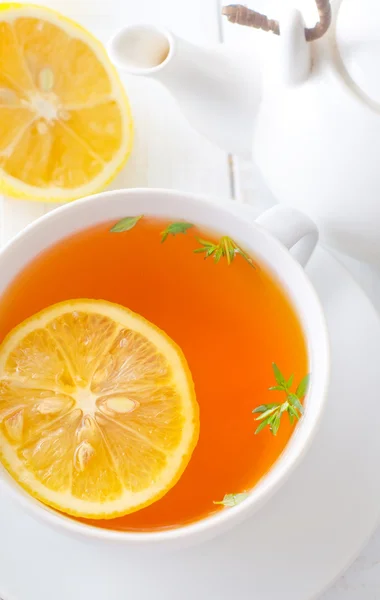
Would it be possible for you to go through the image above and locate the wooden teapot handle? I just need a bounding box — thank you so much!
[222,0,331,42]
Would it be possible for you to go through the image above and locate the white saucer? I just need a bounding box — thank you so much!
[1,242,380,600]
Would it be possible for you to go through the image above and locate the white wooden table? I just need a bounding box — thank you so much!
[1,0,380,597]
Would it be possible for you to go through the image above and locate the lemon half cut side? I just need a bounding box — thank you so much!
[0,4,133,202]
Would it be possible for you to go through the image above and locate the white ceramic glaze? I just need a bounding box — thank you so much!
[253,0,380,263]
[1,239,379,600]
[109,0,380,262]
[108,24,259,157]
[0,188,328,547]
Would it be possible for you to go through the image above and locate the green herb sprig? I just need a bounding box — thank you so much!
[110,217,255,269]
[214,492,249,507]
[253,364,309,436]
[194,236,255,268]
[161,222,194,243]
[110,215,143,232]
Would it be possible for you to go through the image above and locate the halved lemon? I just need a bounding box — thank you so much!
[0,300,199,519]
[0,4,133,202]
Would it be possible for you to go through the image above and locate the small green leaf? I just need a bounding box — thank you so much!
[252,403,278,414]
[214,492,250,507]
[269,385,285,392]
[287,393,304,414]
[110,215,143,233]
[293,399,304,415]
[223,238,231,265]
[214,245,224,263]
[288,405,301,423]
[194,238,217,258]
[255,406,279,421]
[222,237,235,265]
[296,374,310,399]
[161,222,194,243]
[228,244,235,264]
[287,393,299,405]
[255,420,269,434]
[288,404,298,416]
[287,374,294,389]
[272,363,287,388]
[196,238,214,248]
[271,412,281,436]
[205,246,216,258]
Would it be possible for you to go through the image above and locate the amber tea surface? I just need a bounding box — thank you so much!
[0,217,307,531]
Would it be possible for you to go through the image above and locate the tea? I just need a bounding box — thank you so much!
[0,217,307,531]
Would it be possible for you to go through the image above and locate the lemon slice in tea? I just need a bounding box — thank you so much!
[0,4,133,202]
[0,300,199,519]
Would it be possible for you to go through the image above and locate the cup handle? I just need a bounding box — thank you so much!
[255,205,318,267]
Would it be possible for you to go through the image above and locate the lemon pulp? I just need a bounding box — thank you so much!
[0,4,133,201]
[0,300,199,518]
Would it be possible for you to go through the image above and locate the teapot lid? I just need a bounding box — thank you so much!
[335,0,380,104]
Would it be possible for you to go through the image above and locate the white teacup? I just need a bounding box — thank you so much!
[0,188,329,547]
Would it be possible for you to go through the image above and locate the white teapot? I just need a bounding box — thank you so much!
[109,0,380,262]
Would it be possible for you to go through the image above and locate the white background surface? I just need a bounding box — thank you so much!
[1,0,380,597]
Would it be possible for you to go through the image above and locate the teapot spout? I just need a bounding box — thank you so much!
[109,25,173,73]
[109,24,261,158]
